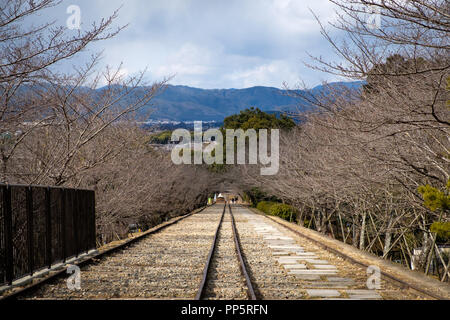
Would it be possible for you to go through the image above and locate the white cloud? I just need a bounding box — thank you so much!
[223,60,298,88]
[29,0,342,89]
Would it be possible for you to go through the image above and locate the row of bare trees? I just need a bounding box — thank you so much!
[240,0,449,280]
[0,1,214,244]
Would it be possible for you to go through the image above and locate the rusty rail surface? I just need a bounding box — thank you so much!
[195,203,226,300]
[195,203,257,300]
[228,204,257,300]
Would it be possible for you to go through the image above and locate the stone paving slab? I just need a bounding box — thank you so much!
[266,244,299,248]
[263,236,294,240]
[303,281,350,289]
[347,294,382,300]
[280,264,307,269]
[326,277,355,285]
[276,253,316,257]
[291,274,321,280]
[277,257,314,264]
[277,257,317,264]
[278,254,316,259]
[288,250,308,253]
[306,289,341,298]
[313,265,337,270]
[272,251,291,256]
[345,289,380,294]
[345,289,382,299]
[304,259,329,264]
[265,241,299,246]
[268,245,304,250]
[255,231,279,234]
[287,270,338,275]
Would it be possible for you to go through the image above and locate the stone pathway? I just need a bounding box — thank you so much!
[248,216,382,300]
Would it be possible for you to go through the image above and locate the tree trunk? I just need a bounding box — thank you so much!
[352,215,360,247]
[383,213,395,258]
[417,232,432,271]
[359,211,367,250]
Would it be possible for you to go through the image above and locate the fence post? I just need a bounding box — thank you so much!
[45,187,52,269]
[3,185,13,285]
[26,186,34,276]
[61,188,66,263]
[84,191,89,254]
[91,191,96,250]
[73,189,79,258]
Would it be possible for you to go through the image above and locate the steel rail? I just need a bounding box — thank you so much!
[228,204,257,300]
[262,213,448,300]
[1,206,208,301]
[195,203,226,300]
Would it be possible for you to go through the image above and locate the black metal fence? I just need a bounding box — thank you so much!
[0,184,95,286]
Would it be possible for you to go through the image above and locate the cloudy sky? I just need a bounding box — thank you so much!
[32,0,347,89]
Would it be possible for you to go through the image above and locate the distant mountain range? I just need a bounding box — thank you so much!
[131,81,364,121]
[18,81,364,122]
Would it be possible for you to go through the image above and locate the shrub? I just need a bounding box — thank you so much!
[256,201,276,214]
[149,131,173,144]
[269,203,297,222]
[246,187,281,207]
[430,221,450,243]
[418,180,450,211]
[303,219,311,228]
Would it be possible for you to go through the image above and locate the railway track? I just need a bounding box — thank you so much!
[195,204,256,300]
[1,203,446,300]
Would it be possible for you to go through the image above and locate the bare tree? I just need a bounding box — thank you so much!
[0,1,210,246]
[0,0,125,182]
[238,0,449,280]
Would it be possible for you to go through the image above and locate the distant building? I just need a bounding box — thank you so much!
[216,193,226,203]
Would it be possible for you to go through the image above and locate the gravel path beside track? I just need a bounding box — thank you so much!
[20,205,224,299]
